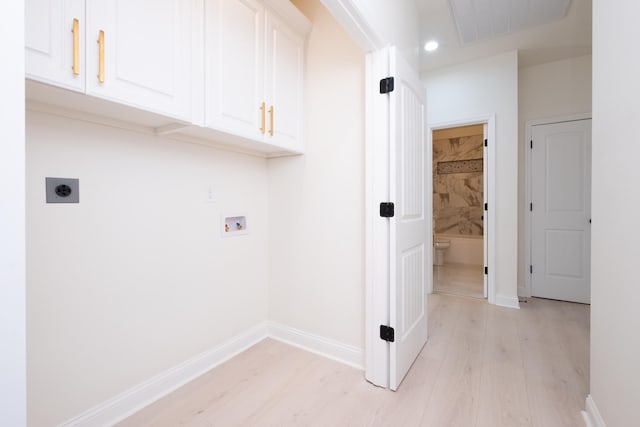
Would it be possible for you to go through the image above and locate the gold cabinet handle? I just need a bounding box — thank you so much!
[72,18,80,75]
[260,102,266,134]
[97,30,105,83]
[268,105,274,136]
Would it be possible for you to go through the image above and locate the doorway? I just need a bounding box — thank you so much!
[428,117,495,304]
[432,124,486,299]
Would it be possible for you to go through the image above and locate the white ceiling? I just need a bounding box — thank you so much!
[450,0,571,45]
[417,0,592,73]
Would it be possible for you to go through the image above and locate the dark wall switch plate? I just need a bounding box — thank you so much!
[46,177,79,203]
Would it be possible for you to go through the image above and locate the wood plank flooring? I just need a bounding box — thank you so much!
[433,264,484,299]
[118,294,589,427]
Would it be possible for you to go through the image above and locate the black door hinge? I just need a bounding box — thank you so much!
[484,203,488,211]
[379,77,395,94]
[380,325,395,342]
[484,139,488,147]
[530,265,533,274]
[484,266,488,275]
[380,202,395,218]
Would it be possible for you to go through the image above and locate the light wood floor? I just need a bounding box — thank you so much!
[433,263,484,299]
[118,294,589,427]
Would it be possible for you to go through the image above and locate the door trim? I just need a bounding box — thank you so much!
[523,113,592,298]
[428,115,497,305]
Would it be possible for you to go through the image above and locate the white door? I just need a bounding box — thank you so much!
[205,0,264,139]
[531,119,591,303]
[25,0,85,92]
[85,0,193,120]
[389,47,428,390]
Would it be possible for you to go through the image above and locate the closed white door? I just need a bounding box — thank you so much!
[205,0,264,139]
[531,119,591,303]
[389,47,428,390]
[25,0,85,92]
[85,0,193,120]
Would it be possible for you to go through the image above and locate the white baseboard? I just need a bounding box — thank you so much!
[59,323,269,427]
[59,322,363,426]
[266,321,364,370]
[495,294,521,309]
[582,395,607,427]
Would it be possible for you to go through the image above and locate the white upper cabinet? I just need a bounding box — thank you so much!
[264,9,304,150]
[204,0,310,153]
[25,0,310,156]
[85,0,193,121]
[25,0,85,92]
[205,0,265,140]
[25,0,195,122]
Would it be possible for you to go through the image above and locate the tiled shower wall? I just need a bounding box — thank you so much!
[433,134,483,235]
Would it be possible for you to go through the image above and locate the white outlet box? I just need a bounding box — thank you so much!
[221,214,247,237]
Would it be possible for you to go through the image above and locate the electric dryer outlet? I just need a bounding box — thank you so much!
[46,177,79,203]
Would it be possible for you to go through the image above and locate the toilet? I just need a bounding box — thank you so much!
[434,239,451,266]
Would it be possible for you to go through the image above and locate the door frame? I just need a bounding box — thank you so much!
[1,0,27,424]
[524,113,592,297]
[428,116,497,303]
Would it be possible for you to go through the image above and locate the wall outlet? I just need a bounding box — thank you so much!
[46,177,79,203]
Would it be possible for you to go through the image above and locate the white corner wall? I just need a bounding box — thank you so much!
[269,0,365,351]
[350,0,419,69]
[589,1,640,425]
[518,55,592,296]
[0,1,26,426]
[423,51,519,305]
[26,112,269,426]
[321,0,420,70]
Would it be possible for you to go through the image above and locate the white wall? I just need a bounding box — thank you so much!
[350,0,419,69]
[0,1,26,426]
[437,235,483,266]
[423,51,519,305]
[589,1,640,425]
[518,55,592,295]
[321,0,420,70]
[26,112,269,426]
[269,0,365,350]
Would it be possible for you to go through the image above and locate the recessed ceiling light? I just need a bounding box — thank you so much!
[424,40,439,52]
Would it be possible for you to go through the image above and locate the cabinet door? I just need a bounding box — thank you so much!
[25,0,85,92]
[205,0,264,140]
[85,0,192,121]
[264,10,305,151]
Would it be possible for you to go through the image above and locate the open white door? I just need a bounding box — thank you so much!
[389,47,428,390]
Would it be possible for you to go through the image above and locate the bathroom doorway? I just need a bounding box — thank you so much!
[432,124,487,299]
